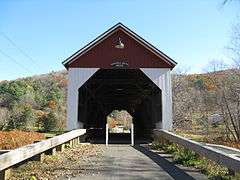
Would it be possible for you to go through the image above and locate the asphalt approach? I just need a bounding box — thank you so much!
[69,145,207,180]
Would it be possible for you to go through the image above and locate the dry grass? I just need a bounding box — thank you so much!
[0,130,44,149]
[175,128,240,150]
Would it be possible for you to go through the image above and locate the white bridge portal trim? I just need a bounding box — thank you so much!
[67,68,99,130]
[141,68,172,130]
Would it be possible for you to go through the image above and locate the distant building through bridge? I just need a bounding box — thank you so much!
[62,23,177,138]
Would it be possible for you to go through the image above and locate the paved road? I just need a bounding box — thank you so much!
[70,145,207,180]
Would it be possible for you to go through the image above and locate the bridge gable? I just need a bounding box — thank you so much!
[63,23,176,69]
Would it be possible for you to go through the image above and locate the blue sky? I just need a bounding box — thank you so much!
[0,0,239,80]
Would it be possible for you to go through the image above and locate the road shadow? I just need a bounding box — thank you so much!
[88,133,151,145]
[133,145,196,180]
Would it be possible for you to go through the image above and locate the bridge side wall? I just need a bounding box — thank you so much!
[141,68,172,130]
[67,68,99,130]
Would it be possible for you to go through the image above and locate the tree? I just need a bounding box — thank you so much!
[201,56,240,142]
[0,108,9,130]
[216,72,240,141]
[6,105,35,130]
[172,68,196,129]
[214,22,240,142]
[42,111,58,132]
[222,0,240,6]
[229,22,240,68]
[203,60,228,73]
[0,81,28,107]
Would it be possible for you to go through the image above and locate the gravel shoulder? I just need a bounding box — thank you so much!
[11,144,104,180]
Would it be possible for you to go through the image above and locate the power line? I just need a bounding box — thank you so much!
[0,49,33,73]
[0,31,44,69]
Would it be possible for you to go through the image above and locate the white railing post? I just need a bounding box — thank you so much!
[106,123,109,146]
[131,123,134,146]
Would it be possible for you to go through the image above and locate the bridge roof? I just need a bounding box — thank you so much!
[63,22,177,69]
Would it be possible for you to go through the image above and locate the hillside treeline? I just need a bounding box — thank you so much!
[0,71,67,132]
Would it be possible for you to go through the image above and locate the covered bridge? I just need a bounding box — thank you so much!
[62,23,176,138]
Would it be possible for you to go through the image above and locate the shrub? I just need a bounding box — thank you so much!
[195,157,229,179]
[165,143,179,154]
[172,147,199,166]
[151,141,166,150]
[42,111,57,132]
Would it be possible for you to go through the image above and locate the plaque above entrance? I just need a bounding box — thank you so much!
[110,61,129,68]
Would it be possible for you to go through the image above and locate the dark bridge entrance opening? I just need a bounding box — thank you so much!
[78,69,162,143]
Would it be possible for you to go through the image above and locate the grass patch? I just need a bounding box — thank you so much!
[151,141,238,179]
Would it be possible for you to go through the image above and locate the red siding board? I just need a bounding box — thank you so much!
[67,30,173,69]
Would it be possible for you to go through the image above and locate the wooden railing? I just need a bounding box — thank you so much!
[0,129,86,179]
[154,129,240,174]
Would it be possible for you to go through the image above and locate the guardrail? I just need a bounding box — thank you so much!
[154,129,240,174]
[0,129,86,179]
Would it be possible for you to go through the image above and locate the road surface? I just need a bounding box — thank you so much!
[68,144,207,180]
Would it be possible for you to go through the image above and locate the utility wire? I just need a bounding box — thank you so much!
[0,49,33,73]
[0,31,45,69]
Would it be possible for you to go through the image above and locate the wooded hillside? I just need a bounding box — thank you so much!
[0,69,238,140]
[0,71,68,131]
